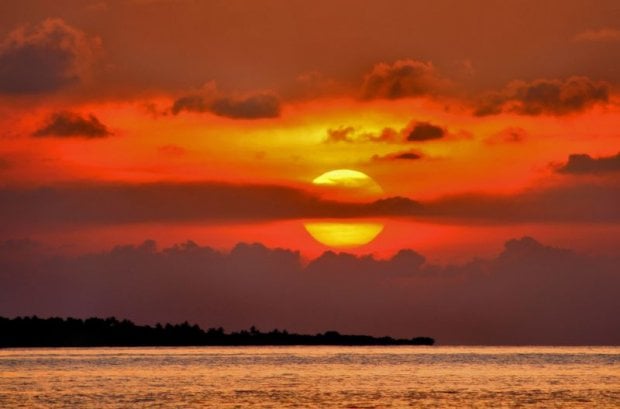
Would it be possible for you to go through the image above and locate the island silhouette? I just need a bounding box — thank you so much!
[0,316,434,347]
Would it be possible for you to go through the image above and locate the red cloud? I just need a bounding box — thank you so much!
[361,59,447,100]
[475,77,609,116]
[0,18,100,94]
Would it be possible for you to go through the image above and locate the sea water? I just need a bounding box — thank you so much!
[1,346,618,408]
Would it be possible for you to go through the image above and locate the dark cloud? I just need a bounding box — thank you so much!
[1,2,618,99]
[0,181,619,229]
[367,196,423,215]
[474,76,610,116]
[361,59,446,100]
[0,182,405,228]
[406,122,446,141]
[393,152,423,160]
[0,18,99,94]
[324,122,450,145]
[325,126,355,143]
[171,93,281,119]
[473,92,506,116]
[557,152,620,174]
[372,150,424,161]
[210,93,281,119]
[170,95,209,115]
[32,111,111,138]
[1,236,618,345]
[422,183,620,223]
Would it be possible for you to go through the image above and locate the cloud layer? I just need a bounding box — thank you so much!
[1,236,617,345]
[1,181,618,229]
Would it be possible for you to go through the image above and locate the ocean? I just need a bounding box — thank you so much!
[1,346,618,408]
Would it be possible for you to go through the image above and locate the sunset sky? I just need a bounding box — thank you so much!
[1,0,619,344]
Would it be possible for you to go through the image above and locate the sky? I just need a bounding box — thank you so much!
[1,0,619,344]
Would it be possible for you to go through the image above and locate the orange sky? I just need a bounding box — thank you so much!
[0,0,619,261]
[2,0,620,344]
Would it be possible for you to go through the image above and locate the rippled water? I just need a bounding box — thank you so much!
[1,346,618,408]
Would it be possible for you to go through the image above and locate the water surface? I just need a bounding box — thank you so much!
[1,346,618,408]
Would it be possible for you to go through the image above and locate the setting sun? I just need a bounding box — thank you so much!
[304,169,385,248]
[303,221,384,248]
[0,2,619,406]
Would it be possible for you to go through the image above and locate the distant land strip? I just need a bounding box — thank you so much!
[0,316,434,347]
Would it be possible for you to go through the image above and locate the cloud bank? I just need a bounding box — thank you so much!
[1,236,617,345]
[0,181,618,229]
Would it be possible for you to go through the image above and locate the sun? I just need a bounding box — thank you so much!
[304,169,384,248]
[312,169,383,199]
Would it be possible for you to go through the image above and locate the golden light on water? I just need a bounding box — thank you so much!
[3,346,618,407]
[305,169,384,248]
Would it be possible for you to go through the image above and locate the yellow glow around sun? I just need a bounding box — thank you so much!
[304,222,384,248]
[304,169,385,248]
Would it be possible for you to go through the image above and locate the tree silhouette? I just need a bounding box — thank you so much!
[0,316,434,347]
